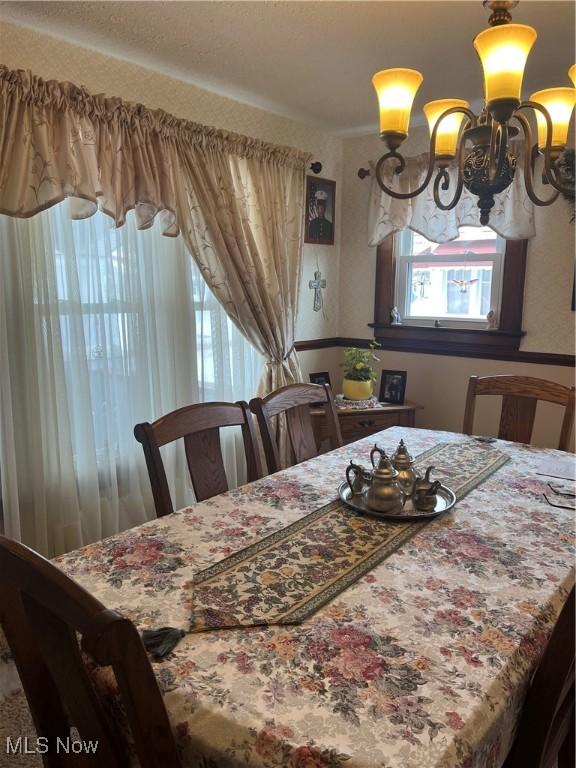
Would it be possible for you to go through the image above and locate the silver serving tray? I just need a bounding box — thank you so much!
[338,481,456,522]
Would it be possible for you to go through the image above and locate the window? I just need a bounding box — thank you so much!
[371,231,528,360]
[394,227,504,328]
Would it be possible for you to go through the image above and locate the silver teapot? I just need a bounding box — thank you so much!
[391,439,419,497]
[367,445,405,514]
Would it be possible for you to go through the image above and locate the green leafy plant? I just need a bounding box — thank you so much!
[341,343,380,382]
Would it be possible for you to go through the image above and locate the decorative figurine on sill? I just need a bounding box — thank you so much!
[390,306,402,326]
[486,310,498,329]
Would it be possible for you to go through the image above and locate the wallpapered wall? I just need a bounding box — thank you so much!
[0,20,342,342]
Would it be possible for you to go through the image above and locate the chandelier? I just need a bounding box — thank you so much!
[368,0,576,225]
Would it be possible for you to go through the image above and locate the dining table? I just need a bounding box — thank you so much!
[0,426,574,768]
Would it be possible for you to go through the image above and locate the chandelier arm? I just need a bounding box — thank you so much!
[516,101,573,195]
[374,106,478,200]
[512,111,560,206]
[374,149,435,200]
[433,168,463,211]
[432,120,470,211]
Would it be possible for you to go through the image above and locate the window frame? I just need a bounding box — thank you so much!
[370,233,528,358]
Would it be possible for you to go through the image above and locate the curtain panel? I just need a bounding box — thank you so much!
[174,150,305,394]
[367,151,536,245]
[0,66,309,392]
[0,205,262,555]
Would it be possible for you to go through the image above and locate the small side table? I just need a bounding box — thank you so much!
[312,401,423,446]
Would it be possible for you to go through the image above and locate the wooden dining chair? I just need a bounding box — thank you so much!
[249,382,343,474]
[462,375,575,451]
[134,401,263,517]
[0,534,182,768]
[503,586,575,768]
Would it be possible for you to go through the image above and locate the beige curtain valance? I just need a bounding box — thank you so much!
[0,66,309,233]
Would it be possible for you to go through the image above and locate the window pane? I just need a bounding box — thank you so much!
[408,262,493,319]
[401,226,501,322]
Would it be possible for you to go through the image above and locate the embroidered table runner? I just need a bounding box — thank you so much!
[188,442,509,633]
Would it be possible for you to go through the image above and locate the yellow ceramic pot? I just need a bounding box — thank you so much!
[342,378,373,401]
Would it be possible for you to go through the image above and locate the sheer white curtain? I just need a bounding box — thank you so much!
[0,203,262,556]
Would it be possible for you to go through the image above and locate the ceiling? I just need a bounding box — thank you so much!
[0,1,574,136]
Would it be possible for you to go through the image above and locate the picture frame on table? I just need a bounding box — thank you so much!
[304,176,336,245]
[309,371,332,386]
[379,370,407,405]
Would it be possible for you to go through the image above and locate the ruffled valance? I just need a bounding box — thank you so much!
[367,149,536,245]
[0,66,309,233]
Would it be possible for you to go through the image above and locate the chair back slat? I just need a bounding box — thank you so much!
[286,405,319,464]
[250,383,343,474]
[135,400,263,516]
[499,395,538,444]
[22,595,124,766]
[184,429,229,501]
[0,585,73,756]
[463,375,575,451]
[0,535,181,768]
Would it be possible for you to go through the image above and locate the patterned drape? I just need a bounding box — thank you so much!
[367,150,536,245]
[173,149,305,394]
[0,66,309,392]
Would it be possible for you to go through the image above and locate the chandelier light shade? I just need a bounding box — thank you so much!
[473,24,537,108]
[530,87,576,149]
[362,0,575,227]
[569,64,576,87]
[423,99,471,158]
[372,68,423,139]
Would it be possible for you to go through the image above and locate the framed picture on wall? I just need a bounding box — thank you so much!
[379,370,407,405]
[309,371,332,386]
[304,176,335,245]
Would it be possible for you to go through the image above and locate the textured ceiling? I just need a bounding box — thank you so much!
[0,1,574,135]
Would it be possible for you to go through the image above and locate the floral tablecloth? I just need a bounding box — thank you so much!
[1,427,574,768]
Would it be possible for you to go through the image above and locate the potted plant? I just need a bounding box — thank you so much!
[341,343,380,401]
